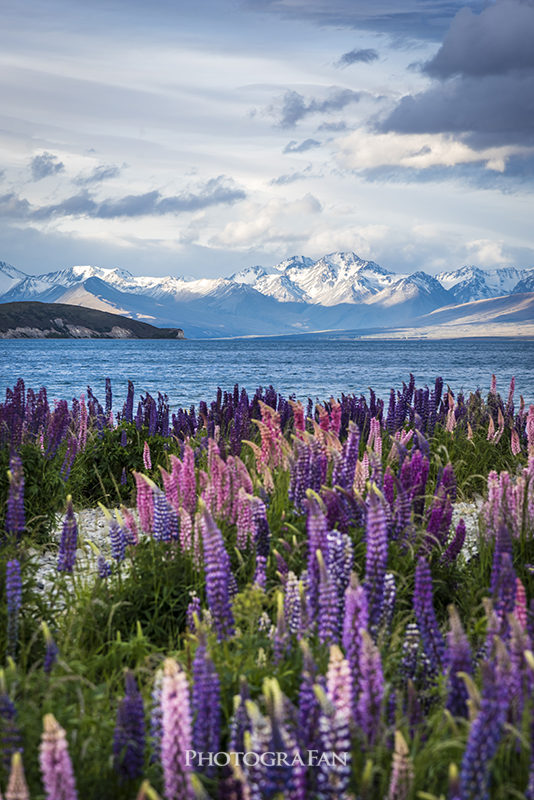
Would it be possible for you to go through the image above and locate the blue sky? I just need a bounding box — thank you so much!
[0,0,533,277]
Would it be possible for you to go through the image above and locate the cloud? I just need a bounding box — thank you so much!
[317,121,348,132]
[4,177,246,222]
[337,129,523,172]
[381,0,534,149]
[283,138,321,153]
[242,0,486,40]
[270,165,314,185]
[73,164,122,186]
[269,88,364,127]
[30,152,65,181]
[337,48,379,67]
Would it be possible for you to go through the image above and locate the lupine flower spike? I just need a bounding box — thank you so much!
[5,752,29,800]
[39,714,78,800]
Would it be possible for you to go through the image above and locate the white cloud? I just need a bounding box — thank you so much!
[465,238,508,267]
[336,129,531,172]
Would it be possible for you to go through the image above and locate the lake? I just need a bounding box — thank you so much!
[1,338,533,409]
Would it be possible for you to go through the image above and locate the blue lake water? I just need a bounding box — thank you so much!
[1,338,533,409]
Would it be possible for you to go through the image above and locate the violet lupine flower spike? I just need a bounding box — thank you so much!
[458,644,510,800]
[192,634,221,777]
[413,557,445,674]
[445,607,472,719]
[364,486,388,636]
[5,455,25,539]
[57,496,78,573]
[316,645,352,800]
[199,506,235,641]
[113,671,146,782]
[342,574,369,720]
[161,658,193,800]
[39,713,78,800]
[357,630,384,746]
[5,560,22,661]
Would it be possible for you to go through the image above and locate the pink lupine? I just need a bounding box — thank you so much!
[467,421,474,440]
[527,404,534,460]
[515,578,528,629]
[134,472,154,533]
[179,508,193,552]
[490,373,497,395]
[511,428,521,456]
[387,731,413,800]
[289,399,306,436]
[143,441,152,470]
[236,488,254,550]
[5,752,29,800]
[39,714,78,800]
[180,446,197,515]
[506,376,515,412]
[255,401,287,471]
[487,415,496,441]
[161,464,180,513]
[161,658,193,800]
[329,398,342,437]
[121,506,139,546]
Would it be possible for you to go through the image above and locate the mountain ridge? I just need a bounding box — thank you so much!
[1,253,533,338]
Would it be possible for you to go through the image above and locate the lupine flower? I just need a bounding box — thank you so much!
[97,555,112,579]
[364,487,388,635]
[0,691,22,777]
[413,557,445,673]
[458,645,510,800]
[387,731,413,800]
[143,440,152,470]
[5,455,25,538]
[186,593,202,631]
[42,622,59,674]
[5,560,22,660]
[284,571,302,636]
[445,607,472,718]
[161,658,193,800]
[5,752,29,800]
[57,496,78,573]
[317,550,339,645]
[199,508,235,640]
[357,630,384,746]
[317,645,352,799]
[192,635,220,776]
[342,575,369,720]
[514,578,528,629]
[121,506,139,546]
[134,472,154,533]
[39,714,78,800]
[113,671,146,782]
[443,519,466,564]
[297,643,322,753]
[305,496,329,624]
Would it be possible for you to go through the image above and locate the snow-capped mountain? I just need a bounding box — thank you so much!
[435,265,532,304]
[1,254,533,338]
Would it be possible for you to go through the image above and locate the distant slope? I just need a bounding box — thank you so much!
[0,302,185,339]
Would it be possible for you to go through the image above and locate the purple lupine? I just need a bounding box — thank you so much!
[317,550,339,645]
[413,557,445,673]
[5,454,25,539]
[113,671,146,782]
[161,658,193,800]
[305,496,329,625]
[229,678,251,755]
[445,607,472,718]
[364,487,388,635]
[380,572,397,634]
[297,643,322,753]
[443,519,466,564]
[317,645,352,799]
[39,713,78,800]
[458,647,510,800]
[152,492,179,543]
[493,551,517,623]
[5,560,22,660]
[105,377,112,416]
[284,571,302,636]
[0,692,22,776]
[60,434,78,480]
[120,429,127,448]
[57,497,78,573]
[97,555,112,579]
[342,575,369,720]
[357,630,384,746]
[42,623,59,674]
[490,522,513,595]
[200,508,235,640]
[186,593,202,632]
[192,635,220,776]
[109,520,126,563]
[326,530,354,614]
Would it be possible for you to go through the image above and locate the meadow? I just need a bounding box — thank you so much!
[0,373,533,800]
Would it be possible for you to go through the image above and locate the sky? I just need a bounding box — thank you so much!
[0,0,533,278]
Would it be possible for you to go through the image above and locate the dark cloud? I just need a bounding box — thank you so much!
[30,152,65,181]
[283,138,321,153]
[73,164,122,186]
[381,0,534,149]
[424,0,534,78]
[337,48,379,67]
[271,88,364,127]
[5,177,246,222]
[317,121,348,132]
[242,0,486,40]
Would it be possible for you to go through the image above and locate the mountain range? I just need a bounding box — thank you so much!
[0,254,533,338]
